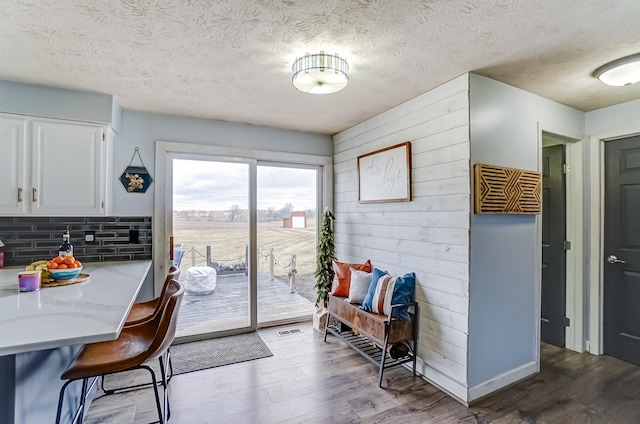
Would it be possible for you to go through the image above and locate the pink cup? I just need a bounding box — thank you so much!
[18,270,42,292]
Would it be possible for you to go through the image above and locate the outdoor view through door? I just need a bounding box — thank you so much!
[257,165,317,325]
[171,159,317,339]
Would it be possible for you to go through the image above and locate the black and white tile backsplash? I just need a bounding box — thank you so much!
[0,216,152,267]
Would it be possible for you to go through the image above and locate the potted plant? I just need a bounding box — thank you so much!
[313,207,335,332]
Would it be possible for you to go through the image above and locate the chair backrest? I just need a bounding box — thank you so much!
[147,279,185,361]
[127,266,181,326]
[167,265,180,282]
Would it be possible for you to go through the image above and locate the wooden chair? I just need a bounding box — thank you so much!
[100,268,182,395]
[125,266,181,326]
[122,265,181,383]
[55,280,185,424]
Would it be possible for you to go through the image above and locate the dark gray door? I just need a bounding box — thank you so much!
[541,145,566,347]
[604,135,640,365]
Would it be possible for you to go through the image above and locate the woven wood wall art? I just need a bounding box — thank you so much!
[474,163,542,214]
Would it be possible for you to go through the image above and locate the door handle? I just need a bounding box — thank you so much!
[17,187,22,203]
[607,255,626,264]
[32,188,37,203]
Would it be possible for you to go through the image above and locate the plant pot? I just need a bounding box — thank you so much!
[312,306,328,333]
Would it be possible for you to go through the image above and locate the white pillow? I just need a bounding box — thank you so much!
[347,267,372,304]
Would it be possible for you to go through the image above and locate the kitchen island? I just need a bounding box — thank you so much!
[0,260,152,424]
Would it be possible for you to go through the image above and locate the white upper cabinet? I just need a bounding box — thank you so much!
[0,114,113,216]
[0,117,27,214]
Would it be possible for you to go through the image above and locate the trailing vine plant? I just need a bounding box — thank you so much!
[314,207,335,307]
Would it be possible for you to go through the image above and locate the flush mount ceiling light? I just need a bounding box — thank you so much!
[292,51,349,94]
[593,53,640,86]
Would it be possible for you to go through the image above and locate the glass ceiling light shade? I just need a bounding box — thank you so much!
[292,51,349,94]
[593,53,640,87]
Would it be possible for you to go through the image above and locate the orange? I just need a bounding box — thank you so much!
[74,261,82,268]
[67,263,77,268]
[47,261,59,269]
[58,264,68,269]
[63,256,75,266]
[53,256,64,264]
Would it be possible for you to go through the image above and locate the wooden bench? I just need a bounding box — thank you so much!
[324,294,418,387]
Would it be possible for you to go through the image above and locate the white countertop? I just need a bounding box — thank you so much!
[0,260,151,356]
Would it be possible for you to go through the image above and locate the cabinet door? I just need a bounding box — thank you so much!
[0,117,28,214]
[31,120,104,215]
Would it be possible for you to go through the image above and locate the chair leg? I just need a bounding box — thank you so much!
[159,352,171,421]
[56,378,87,424]
[101,356,173,394]
[140,364,164,424]
[166,347,173,383]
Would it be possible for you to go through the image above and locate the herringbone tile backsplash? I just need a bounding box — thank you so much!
[0,216,152,267]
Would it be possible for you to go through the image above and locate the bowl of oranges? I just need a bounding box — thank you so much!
[47,256,83,280]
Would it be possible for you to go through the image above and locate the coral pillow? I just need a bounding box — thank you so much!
[361,268,416,321]
[331,259,372,297]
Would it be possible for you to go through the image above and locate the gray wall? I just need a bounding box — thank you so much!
[0,79,119,131]
[467,74,585,387]
[112,110,332,216]
[585,98,640,139]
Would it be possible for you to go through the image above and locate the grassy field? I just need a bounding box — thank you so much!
[173,217,317,278]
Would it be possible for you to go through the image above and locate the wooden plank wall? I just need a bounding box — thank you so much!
[333,74,471,400]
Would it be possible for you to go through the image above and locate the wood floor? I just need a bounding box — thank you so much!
[84,322,640,424]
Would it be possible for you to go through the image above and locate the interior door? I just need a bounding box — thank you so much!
[604,135,640,365]
[541,145,567,347]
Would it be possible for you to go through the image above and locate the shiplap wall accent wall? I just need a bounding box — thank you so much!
[333,74,471,401]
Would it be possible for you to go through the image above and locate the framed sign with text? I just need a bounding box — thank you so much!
[357,142,411,203]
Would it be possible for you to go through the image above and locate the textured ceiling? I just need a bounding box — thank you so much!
[1,0,640,135]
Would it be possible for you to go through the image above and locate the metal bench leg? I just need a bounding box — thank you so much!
[378,334,390,388]
[323,311,331,342]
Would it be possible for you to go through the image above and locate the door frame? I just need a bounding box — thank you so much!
[588,130,640,355]
[537,123,585,354]
[153,141,333,336]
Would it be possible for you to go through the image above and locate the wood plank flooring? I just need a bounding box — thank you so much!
[84,322,640,423]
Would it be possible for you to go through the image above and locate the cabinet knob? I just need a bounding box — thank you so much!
[32,188,37,203]
[17,187,22,203]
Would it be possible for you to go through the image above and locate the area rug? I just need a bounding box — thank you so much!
[170,332,273,375]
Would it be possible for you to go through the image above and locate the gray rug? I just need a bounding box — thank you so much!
[170,332,272,375]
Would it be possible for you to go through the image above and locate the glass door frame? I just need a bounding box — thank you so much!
[154,141,332,340]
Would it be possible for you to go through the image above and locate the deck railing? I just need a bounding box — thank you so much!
[177,245,300,292]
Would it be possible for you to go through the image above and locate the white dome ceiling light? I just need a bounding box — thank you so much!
[593,53,640,87]
[292,51,349,94]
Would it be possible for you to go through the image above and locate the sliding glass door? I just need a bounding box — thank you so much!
[256,164,317,326]
[172,158,251,339]
[154,142,332,342]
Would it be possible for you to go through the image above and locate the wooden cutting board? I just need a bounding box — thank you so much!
[42,273,90,288]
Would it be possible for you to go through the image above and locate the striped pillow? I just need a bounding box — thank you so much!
[370,275,398,316]
[360,268,416,321]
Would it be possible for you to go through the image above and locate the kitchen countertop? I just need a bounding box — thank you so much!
[0,260,151,356]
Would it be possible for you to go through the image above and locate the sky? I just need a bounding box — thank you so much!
[172,159,317,211]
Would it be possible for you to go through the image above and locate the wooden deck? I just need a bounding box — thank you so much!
[176,272,316,337]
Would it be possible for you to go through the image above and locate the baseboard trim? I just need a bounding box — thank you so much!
[467,360,538,403]
[413,358,469,405]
